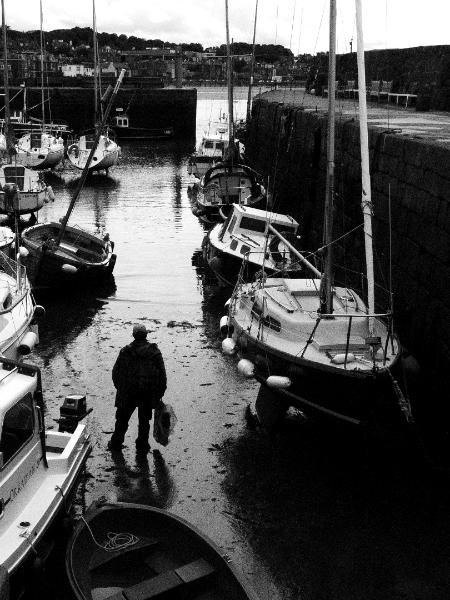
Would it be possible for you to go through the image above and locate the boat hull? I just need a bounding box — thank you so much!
[113,126,174,140]
[232,324,410,429]
[15,146,64,170]
[66,501,258,600]
[20,222,116,288]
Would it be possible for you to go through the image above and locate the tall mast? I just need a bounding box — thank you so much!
[321,0,336,314]
[355,0,375,334]
[225,0,234,151]
[92,0,98,125]
[246,0,258,123]
[39,0,45,128]
[1,0,10,145]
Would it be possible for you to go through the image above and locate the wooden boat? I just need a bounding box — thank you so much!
[19,70,125,289]
[66,500,258,600]
[205,204,301,288]
[0,357,91,599]
[20,221,116,287]
[192,162,266,225]
[112,112,174,140]
[222,1,415,433]
[0,225,14,253]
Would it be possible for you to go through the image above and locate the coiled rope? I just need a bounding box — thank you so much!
[80,515,140,552]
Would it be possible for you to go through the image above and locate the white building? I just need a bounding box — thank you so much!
[61,64,94,77]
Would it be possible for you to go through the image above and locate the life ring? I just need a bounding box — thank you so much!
[68,144,79,158]
[269,233,296,265]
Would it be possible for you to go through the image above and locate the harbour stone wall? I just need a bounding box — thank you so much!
[246,98,450,419]
[8,86,197,138]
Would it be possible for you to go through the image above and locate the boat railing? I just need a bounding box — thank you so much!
[300,310,395,369]
[0,255,31,314]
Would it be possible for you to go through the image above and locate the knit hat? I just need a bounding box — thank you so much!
[132,323,149,340]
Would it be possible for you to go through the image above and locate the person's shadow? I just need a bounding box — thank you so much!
[111,448,175,509]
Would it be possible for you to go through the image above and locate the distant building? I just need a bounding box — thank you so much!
[61,64,94,77]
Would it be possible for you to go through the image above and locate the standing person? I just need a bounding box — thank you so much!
[108,324,167,454]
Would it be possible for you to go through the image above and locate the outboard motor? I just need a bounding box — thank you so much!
[3,182,19,212]
[57,394,92,433]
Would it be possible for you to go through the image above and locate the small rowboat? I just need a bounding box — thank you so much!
[66,501,258,600]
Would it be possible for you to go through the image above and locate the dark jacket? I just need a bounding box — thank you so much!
[112,340,167,409]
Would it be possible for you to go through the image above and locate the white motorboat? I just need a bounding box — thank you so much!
[0,357,91,597]
[188,128,229,180]
[204,204,301,287]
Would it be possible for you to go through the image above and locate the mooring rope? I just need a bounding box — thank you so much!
[80,515,140,552]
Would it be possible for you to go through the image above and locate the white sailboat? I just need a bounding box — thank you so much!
[67,0,120,173]
[0,3,53,216]
[14,1,64,170]
[222,1,414,432]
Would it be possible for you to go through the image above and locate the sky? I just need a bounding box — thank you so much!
[3,0,450,56]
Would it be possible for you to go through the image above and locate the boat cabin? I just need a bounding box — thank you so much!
[113,114,129,129]
[219,205,298,247]
[0,361,41,477]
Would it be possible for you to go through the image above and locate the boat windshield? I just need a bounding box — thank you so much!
[0,393,35,467]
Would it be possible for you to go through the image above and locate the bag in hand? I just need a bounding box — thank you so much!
[153,402,177,446]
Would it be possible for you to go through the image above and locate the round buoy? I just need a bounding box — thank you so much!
[219,315,233,336]
[19,246,29,258]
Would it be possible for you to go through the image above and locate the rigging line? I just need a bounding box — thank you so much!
[274,4,279,45]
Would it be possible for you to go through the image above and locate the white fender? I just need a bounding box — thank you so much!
[375,348,385,362]
[46,185,55,202]
[221,337,237,355]
[331,353,355,365]
[18,331,38,355]
[224,298,231,308]
[19,246,29,258]
[0,288,11,308]
[62,264,78,274]
[237,358,255,378]
[220,315,232,336]
[266,375,292,389]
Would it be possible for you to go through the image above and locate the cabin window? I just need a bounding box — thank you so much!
[240,216,266,233]
[230,239,238,251]
[240,244,250,255]
[250,301,281,332]
[204,141,214,149]
[216,141,225,150]
[271,224,297,236]
[0,393,34,467]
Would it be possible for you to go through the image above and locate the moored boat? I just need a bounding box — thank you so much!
[0,161,54,216]
[0,249,42,361]
[221,0,416,435]
[20,221,116,288]
[67,130,120,173]
[192,162,266,225]
[66,500,258,600]
[0,357,91,599]
[112,111,174,140]
[15,130,65,170]
[204,204,301,287]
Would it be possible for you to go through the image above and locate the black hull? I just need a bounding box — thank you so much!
[235,333,414,430]
[113,126,174,140]
[66,501,258,600]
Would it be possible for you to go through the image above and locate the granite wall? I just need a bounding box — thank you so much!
[7,86,197,138]
[246,98,450,423]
